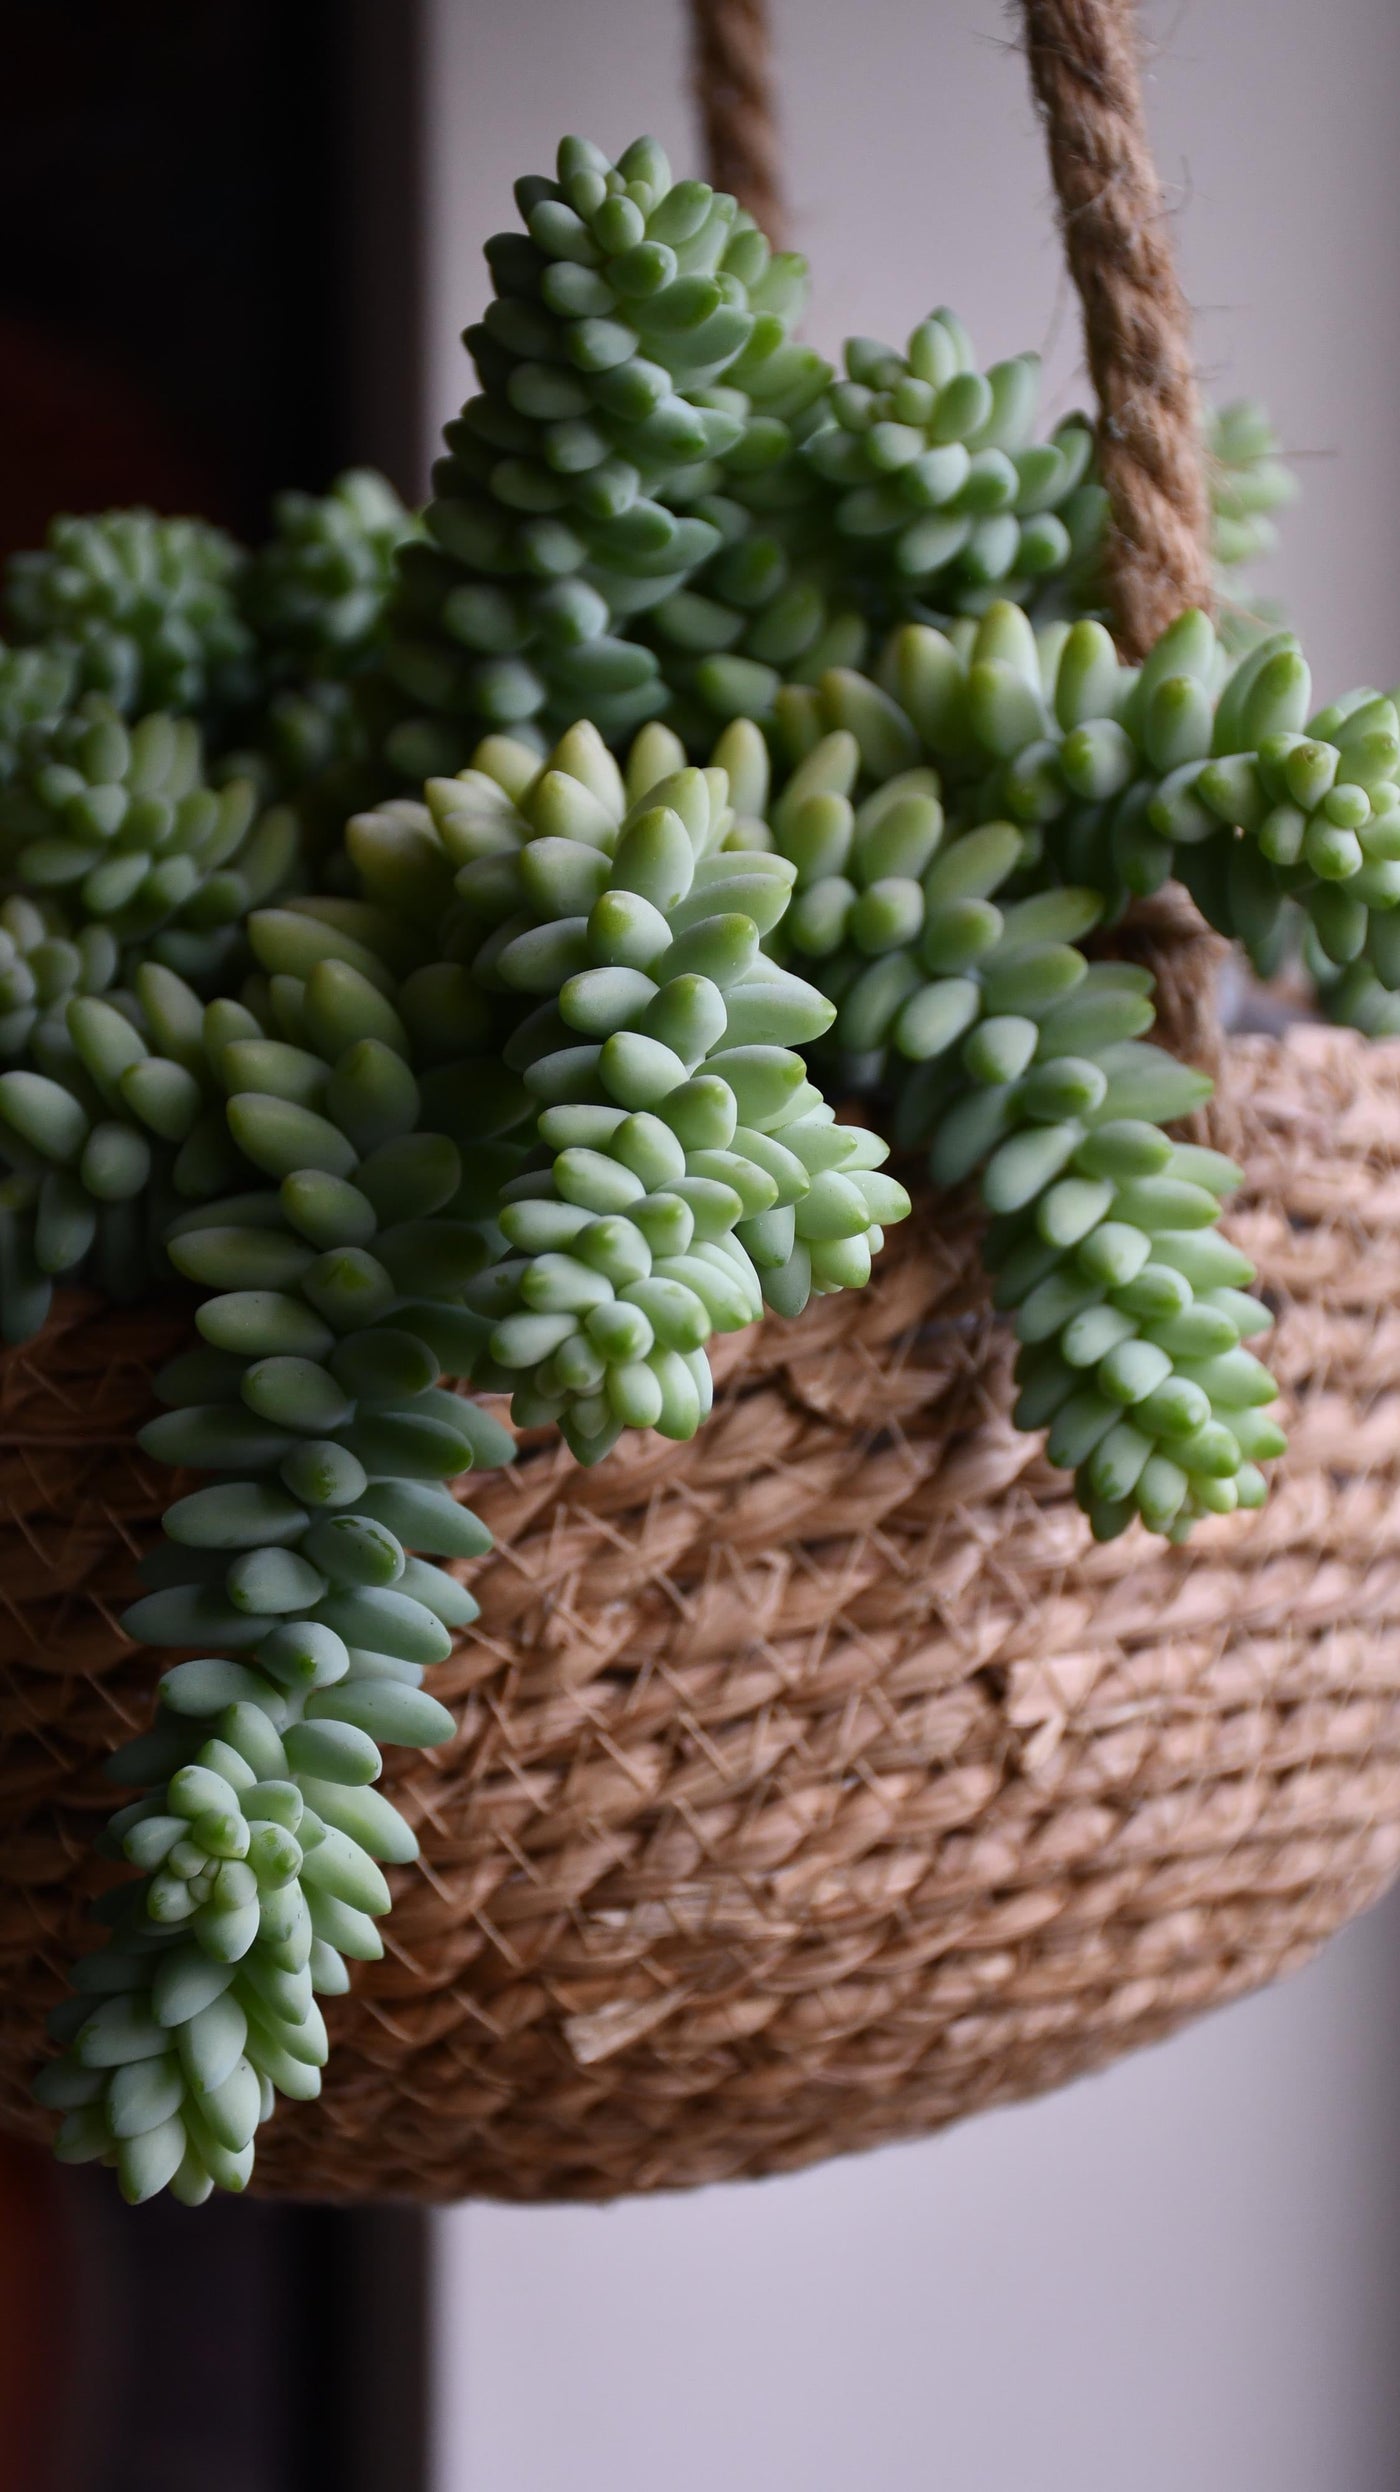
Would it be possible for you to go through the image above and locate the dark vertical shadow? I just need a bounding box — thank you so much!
[0,0,360,549]
[1,4,437,2486]
[295,2205,433,2492]
[344,0,432,500]
[56,2173,431,2492]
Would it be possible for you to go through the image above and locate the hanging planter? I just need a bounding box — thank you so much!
[6,1022,1400,2201]
[2,0,1395,2212]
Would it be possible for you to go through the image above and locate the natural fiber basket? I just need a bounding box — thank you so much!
[4,0,1400,2200]
[4,1015,1400,2198]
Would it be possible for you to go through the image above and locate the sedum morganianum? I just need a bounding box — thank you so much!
[351,718,909,1458]
[751,623,1292,1541]
[37,718,911,2201]
[380,135,829,776]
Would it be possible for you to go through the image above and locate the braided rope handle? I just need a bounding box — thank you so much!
[1019,1,1221,1060]
[1021,0,1213,657]
[688,0,786,248]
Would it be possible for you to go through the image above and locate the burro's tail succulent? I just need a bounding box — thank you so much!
[0,701,302,1335]
[5,510,257,724]
[242,471,421,685]
[229,471,424,807]
[797,317,1100,617]
[751,621,1291,1540]
[0,640,75,787]
[36,721,911,2197]
[16,119,1376,2215]
[0,698,295,979]
[35,904,517,2201]
[350,714,911,1460]
[380,131,828,774]
[604,323,1297,743]
[854,598,1400,1011]
[1207,399,1297,577]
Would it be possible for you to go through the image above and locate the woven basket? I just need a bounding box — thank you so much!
[4,1017,1400,2199]
[5,0,1400,2200]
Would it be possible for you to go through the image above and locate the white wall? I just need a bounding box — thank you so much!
[436,1902,1400,2492]
[417,3,1400,2485]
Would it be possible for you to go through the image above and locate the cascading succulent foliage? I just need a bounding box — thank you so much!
[754,622,1289,1537]
[376,139,1298,771]
[6,511,259,723]
[381,131,832,773]
[36,911,519,2201]
[350,718,908,1458]
[0,701,284,966]
[34,722,911,2202]
[791,319,1101,617]
[243,470,421,682]
[1208,398,1297,578]
[14,128,1395,2206]
[3,474,420,802]
[234,469,423,802]
[0,641,75,786]
[0,707,301,1335]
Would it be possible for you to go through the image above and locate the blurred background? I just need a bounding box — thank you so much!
[5,1,1400,2486]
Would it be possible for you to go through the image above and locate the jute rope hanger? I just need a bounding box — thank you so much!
[687,0,787,249]
[687,0,1215,659]
[1022,0,1214,653]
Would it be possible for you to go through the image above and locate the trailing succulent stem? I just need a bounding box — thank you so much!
[37,722,911,2198]
[5,512,257,722]
[379,139,1296,770]
[1208,400,1297,578]
[37,908,517,2201]
[230,471,423,807]
[243,471,421,684]
[351,715,911,1457]
[380,132,830,771]
[2,475,422,811]
[0,702,289,973]
[0,709,303,1335]
[0,642,76,787]
[749,647,1286,1538]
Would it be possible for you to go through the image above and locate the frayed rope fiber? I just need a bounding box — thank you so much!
[1022,0,1215,656]
[690,0,786,248]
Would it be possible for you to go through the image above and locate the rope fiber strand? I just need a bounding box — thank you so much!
[1021,0,1214,657]
[690,0,786,244]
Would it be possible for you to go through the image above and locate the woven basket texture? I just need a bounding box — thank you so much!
[3,1019,1400,2201]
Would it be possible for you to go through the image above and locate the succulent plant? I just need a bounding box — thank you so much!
[242,470,421,683]
[352,717,910,1456]
[748,642,1283,1539]
[1208,399,1298,575]
[379,133,829,775]
[0,641,76,788]
[225,472,423,805]
[0,699,296,972]
[622,337,1297,739]
[34,709,911,2197]
[6,512,257,723]
[35,898,517,2200]
[0,701,307,1331]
